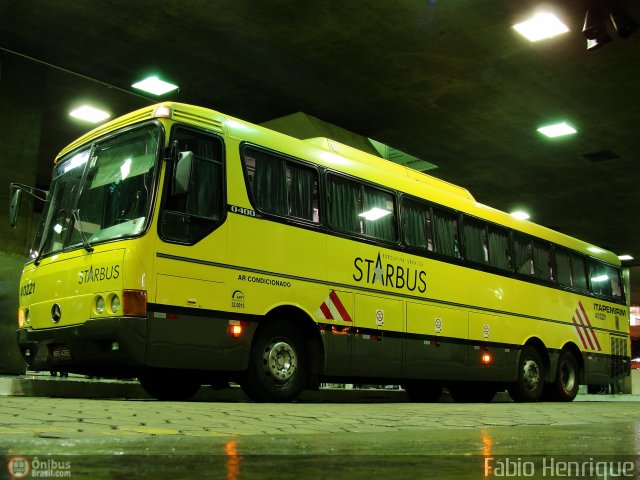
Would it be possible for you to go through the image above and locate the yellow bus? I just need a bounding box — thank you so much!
[11,102,630,402]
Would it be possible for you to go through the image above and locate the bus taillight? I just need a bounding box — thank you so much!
[123,290,147,317]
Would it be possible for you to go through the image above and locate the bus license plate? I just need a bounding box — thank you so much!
[51,346,72,360]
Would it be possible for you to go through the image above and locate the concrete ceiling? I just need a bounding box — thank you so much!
[1,0,639,301]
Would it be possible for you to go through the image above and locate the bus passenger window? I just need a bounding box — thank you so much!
[514,234,533,275]
[488,226,511,270]
[402,199,433,251]
[570,254,588,290]
[556,249,573,287]
[433,209,459,258]
[533,241,553,281]
[463,218,488,264]
[362,186,396,241]
[242,148,319,223]
[590,261,622,299]
[327,176,362,235]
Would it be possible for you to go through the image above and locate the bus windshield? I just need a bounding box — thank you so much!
[31,125,161,260]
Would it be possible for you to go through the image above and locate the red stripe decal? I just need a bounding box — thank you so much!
[578,302,601,351]
[572,317,588,350]
[574,308,595,350]
[329,290,352,322]
[320,302,333,320]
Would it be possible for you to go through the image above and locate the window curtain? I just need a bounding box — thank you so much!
[188,158,221,219]
[403,202,428,249]
[433,211,458,257]
[328,178,360,233]
[254,154,287,215]
[363,188,395,241]
[289,164,315,221]
[463,221,487,264]
[570,255,588,290]
[533,242,552,280]
[514,236,533,275]
[488,228,511,270]
[555,249,572,286]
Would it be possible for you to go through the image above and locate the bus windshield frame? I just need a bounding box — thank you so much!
[30,122,163,262]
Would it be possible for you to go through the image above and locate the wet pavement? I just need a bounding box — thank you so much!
[1,378,639,479]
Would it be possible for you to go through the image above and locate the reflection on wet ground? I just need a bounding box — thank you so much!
[1,396,640,479]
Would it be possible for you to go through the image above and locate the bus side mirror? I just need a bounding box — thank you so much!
[173,151,193,196]
[9,186,21,228]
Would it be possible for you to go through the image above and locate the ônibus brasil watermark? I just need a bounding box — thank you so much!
[7,456,72,478]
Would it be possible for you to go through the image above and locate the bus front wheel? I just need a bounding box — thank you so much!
[508,345,545,402]
[242,321,307,402]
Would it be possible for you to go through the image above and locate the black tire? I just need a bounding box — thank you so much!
[138,370,201,401]
[242,321,307,402]
[448,383,497,403]
[543,350,579,402]
[508,346,545,402]
[403,381,443,402]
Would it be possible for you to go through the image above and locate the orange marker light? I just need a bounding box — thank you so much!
[482,352,493,365]
[231,325,242,337]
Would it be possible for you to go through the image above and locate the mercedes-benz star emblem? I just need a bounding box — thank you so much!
[51,303,62,323]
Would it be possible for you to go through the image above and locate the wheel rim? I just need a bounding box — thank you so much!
[560,361,576,393]
[522,358,541,392]
[263,340,297,383]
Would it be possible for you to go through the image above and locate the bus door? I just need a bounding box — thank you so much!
[152,127,229,369]
[350,293,403,379]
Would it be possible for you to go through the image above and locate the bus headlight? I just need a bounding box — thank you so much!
[95,296,105,314]
[110,295,121,314]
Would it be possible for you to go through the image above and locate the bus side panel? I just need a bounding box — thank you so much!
[404,302,467,380]
[350,293,403,378]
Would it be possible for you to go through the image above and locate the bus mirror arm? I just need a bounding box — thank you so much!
[8,183,48,228]
[173,151,194,196]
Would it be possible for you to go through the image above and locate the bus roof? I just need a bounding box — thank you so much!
[54,102,621,266]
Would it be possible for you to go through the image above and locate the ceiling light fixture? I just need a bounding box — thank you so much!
[510,211,530,220]
[618,255,634,261]
[513,12,569,42]
[69,105,111,123]
[537,122,577,138]
[132,76,179,96]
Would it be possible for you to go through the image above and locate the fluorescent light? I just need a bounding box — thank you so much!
[132,76,179,95]
[537,122,577,138]
[513,12,569,42]
[69,105,111,123]
[120,158,132,180]
[510,211,530,220]
[359,208,392,221]
[588,247,604,253]
[592,275,609,282]
[619,255,634,261]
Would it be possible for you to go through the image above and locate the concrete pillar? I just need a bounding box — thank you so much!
[0,52,46,374]
[0,52,46,256]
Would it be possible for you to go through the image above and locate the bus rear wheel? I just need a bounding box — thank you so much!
[242,321,307,402]
[138,369,201,401]
[543,350,579,402]
[508,345,545,402]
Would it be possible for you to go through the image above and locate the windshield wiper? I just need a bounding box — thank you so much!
[72,209,94,253]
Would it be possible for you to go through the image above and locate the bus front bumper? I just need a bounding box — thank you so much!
[16,317,147,376]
